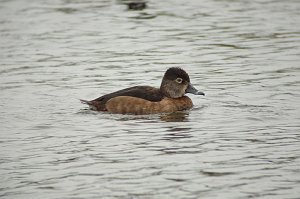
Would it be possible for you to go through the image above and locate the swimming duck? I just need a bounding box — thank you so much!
[81,67,204,114]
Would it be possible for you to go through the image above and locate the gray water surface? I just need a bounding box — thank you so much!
[1,0,300,198]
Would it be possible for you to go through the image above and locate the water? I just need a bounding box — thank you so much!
[1,0,300,198]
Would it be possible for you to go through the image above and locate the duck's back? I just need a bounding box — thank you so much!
[81,86,163,111]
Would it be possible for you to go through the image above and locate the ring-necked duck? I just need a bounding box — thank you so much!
[81,67,204,114]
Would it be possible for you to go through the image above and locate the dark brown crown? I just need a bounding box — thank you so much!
[163,67,190,82]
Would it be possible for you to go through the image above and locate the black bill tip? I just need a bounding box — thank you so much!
[185,83,205,96]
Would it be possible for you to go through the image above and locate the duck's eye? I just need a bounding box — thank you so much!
[175,78,183,84]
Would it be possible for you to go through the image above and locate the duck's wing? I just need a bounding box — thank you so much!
[96,86,163,102]
[81,86,163,111]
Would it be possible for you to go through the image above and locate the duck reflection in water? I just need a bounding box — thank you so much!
[160,111,190,122]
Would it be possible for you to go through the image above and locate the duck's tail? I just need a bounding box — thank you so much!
[80,99,91,105]
[80,99,97,110]
[80,99,105,111]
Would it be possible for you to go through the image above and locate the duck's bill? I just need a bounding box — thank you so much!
[186,83,205,96]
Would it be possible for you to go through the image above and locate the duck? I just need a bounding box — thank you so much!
[80,67,204,115]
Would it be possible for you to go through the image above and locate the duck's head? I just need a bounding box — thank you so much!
[160,67,205,98]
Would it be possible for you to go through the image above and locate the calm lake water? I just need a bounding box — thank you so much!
[1,0,300,198]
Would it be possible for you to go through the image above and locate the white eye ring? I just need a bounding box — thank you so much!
[175,78,183,84]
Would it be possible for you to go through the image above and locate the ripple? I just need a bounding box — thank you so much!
[1,0,300,198]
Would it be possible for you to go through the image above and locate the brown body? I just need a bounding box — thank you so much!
[81,67,204,115]
[107,96,193,114]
